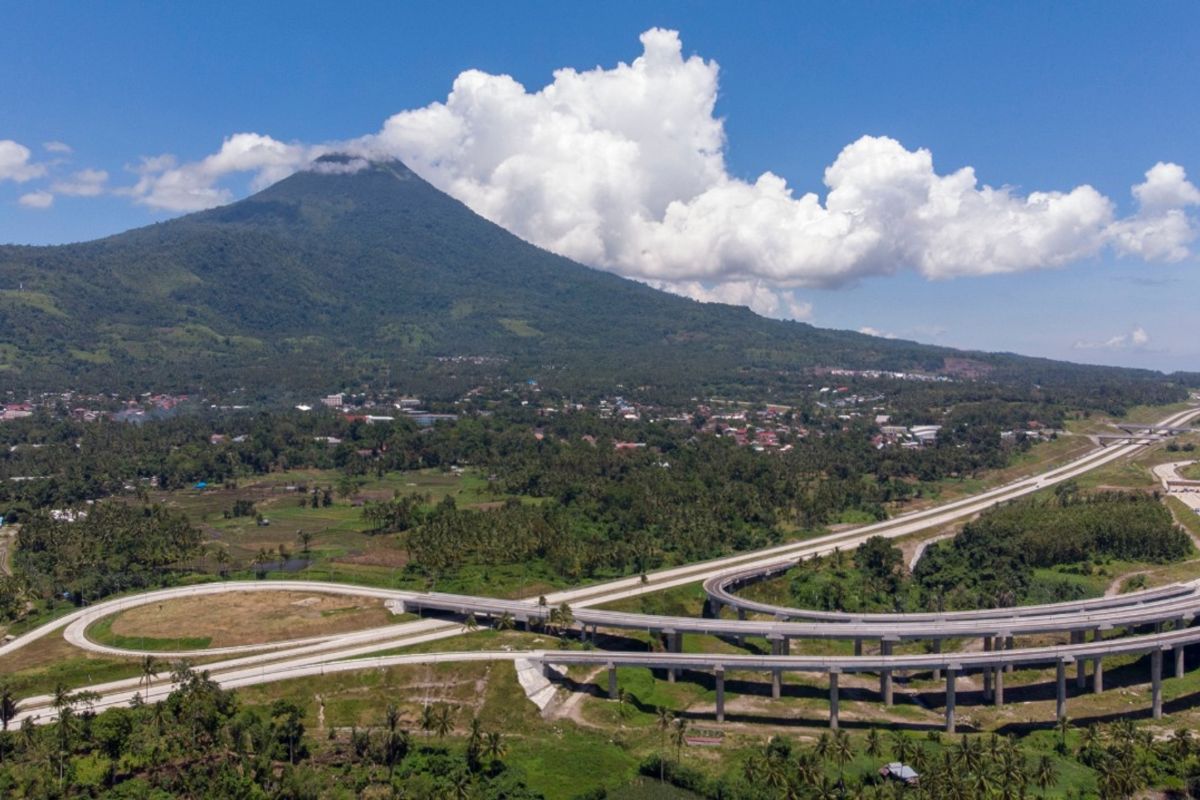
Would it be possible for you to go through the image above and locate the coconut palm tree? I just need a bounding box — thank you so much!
[467,715,483,749]
[655,707,673,779]
[793,749,822,788]
[383,704,408,779]
[831,729,855,783]
[139,654,159,693]
[420,703,436,739]
[495,611,515,631]
[0,683,16,732]
[1055,714,1072,753]
[672,716,689,762]
[813,777,840,800]
[484,731,505,764]
[555,602,574,636]
[463,613,479,633]
[433,704,454,738]
[890,731,912,765]
[865,728,883,759]
[1033,754,1058,793]
[814,731,832,762]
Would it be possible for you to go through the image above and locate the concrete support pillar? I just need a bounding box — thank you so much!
[994,664,1004,707]
[667,631,681,683]
[1056,659,1068,722]
[1155,621,1164,634]
[945,667,958,734]
[881,638,894,706]
[714,667,725,723]
[1005,636,1015,673]
[1093,657,1104,693]
[1071,631,1086,689]
[931,639,942,682]
[829,670,840,730]
[1175,645,1186,679]
[770,636,783,699]
[736,609,746,645]
[607,663,618,700]
[853,638,862,656]
[1152,648,1164,720]
[983,637,993,701]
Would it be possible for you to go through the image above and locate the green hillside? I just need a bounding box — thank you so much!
[0,155,1191,401]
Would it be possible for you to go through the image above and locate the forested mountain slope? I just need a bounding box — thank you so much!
[0,155,1190,400]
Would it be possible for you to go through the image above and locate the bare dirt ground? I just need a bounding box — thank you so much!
[107,591,394,647]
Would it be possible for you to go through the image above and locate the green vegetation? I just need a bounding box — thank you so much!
[12,501,200,605]
[85,615,212,652]
[915,489,1191,609]
[786,491,1192,613]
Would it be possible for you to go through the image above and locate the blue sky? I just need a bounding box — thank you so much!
[3,2,1199,371]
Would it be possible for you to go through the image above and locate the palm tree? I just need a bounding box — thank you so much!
[671,716,689,762]
[865,728,883,759]
[495,611,516,631]
[813,777,840,800]
[1055,714,1072,753]
[484,731,505,764]
[297,529,313,555]
[448,769,472,800]
[1000,750,1028,797]
[655,707,674,780]
[434,704,454,738]
[814,731,832,761]
[1033,754,1057,793]
[463,613,479,633]
[831,729,854,783]
[890,731,912,765]
[420,703,436,739]
[467,715,483,749]
[0,683,16,732]
[793,749,822,788]
[383,704,407,779]
[213,546,231,578]
[139,654,159,693]
[555,602,574,636]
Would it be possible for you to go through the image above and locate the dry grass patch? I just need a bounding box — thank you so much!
[107,591,394,647]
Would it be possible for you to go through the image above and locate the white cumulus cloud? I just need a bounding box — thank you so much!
[0,140,46,182]
[125,134,323,212]
[42,141,73,154]
[858,327,897,339]
[52,168,109,197]
[1073,325,1151,351]
[19,190,54,209]
[103,29,1199,319]
[653,279,813,321]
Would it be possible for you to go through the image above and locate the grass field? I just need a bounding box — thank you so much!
[87,590,397,650]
